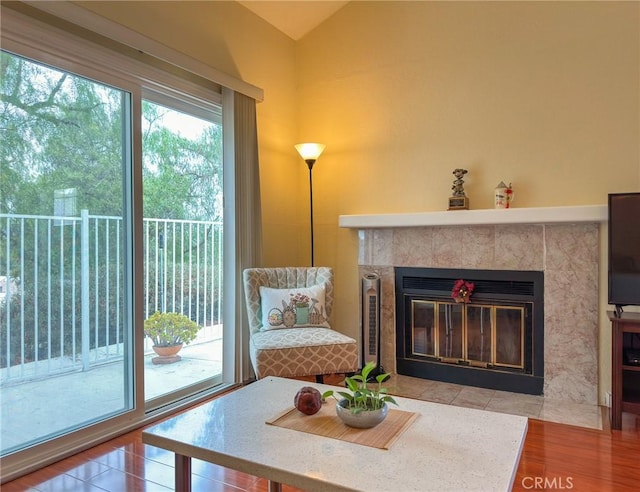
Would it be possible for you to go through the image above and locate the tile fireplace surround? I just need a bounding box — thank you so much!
[340,206,606,406]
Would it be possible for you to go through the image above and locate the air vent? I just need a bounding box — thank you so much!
[402,276,535,297]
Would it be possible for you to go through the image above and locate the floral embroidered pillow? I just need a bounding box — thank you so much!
[259,284,330,331]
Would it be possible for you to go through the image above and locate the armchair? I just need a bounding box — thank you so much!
[242,267,359,381]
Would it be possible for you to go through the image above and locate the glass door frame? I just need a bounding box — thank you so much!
[1,5,236,482]
[140,90,225,411]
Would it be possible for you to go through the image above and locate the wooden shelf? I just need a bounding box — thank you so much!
[610,311,640,430]
[622,401,640,414]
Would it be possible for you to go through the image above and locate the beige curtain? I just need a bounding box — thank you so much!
[223,89,263,383]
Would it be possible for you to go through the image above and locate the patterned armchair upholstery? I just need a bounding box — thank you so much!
[242,267,359,380]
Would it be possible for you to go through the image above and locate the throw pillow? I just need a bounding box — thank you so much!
[259,284,330,330]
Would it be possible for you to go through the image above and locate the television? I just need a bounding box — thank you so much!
[608,192,640,316]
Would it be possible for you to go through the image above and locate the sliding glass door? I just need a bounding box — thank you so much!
[0,5,233,475]
[1,54,226,461]
[141,98,224,406]
[0,52,134,455]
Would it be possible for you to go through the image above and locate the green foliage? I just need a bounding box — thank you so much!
[141,100,223,222]
[143,311,200,347]
[322,362,398,414]
[1,52,125,217]
[1,52,223,222]
[0,51,223,367]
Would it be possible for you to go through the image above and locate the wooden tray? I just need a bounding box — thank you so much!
[266,399,418,450]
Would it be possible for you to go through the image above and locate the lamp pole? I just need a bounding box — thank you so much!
[306,159,316,267]
[295,143,326,267]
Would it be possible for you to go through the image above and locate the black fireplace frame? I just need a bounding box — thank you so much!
[395,267,544,395]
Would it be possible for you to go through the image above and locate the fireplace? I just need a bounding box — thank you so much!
[395,267,544,395]
[345,216,600,404]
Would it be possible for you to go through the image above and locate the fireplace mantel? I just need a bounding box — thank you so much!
[339,205,606,229]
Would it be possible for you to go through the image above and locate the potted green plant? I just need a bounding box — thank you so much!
[322,361,398,428]
[144,311,200,364]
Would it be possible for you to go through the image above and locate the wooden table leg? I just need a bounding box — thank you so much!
[175,453,192,492]
[268,480,282,492]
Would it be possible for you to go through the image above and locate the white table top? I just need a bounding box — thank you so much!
[142,377,528,492]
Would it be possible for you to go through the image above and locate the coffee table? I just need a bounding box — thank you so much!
[142,377,527,491]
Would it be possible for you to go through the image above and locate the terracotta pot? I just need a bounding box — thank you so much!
[151,343,183,364]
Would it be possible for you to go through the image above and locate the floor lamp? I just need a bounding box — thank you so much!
[294,143,326,267]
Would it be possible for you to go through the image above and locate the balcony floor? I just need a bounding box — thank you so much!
[1,339,222,454]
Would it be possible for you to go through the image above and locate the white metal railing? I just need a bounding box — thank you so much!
[0,212,223,384]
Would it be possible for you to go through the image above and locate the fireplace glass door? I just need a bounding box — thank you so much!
[466,306,493,365]
[438,303,464,361]
[411,300,435,356]
[494,307,525,368]
[410,300,525,369]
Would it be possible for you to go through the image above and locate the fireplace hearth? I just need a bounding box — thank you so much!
[395,267,544,395]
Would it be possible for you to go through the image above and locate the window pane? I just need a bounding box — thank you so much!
[0,52,132,455]
[141,100,223,403]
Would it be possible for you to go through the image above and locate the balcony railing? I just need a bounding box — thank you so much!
[0,212,223,384]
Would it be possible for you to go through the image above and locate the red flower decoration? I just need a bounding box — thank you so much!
[452,279,474,303]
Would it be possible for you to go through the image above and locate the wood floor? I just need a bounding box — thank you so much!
[3,376,640,491]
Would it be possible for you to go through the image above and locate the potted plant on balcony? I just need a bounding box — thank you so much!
[322,361,398,428]
[144,311,200,364]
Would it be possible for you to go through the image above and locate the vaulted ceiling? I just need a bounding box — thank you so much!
[237,1,349,40]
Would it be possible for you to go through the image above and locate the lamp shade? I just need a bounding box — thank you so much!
[294,143,326,161]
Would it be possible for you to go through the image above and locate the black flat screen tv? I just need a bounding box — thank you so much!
[608,192,640,316]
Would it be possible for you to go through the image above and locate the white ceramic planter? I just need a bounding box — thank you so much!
[335,399,388,428]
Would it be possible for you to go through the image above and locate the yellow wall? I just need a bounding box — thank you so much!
[77,1,639,403]
[295,1,639,404]
[78,0,305,266]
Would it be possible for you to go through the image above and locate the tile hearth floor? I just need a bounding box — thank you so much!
[380,374,603,430]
